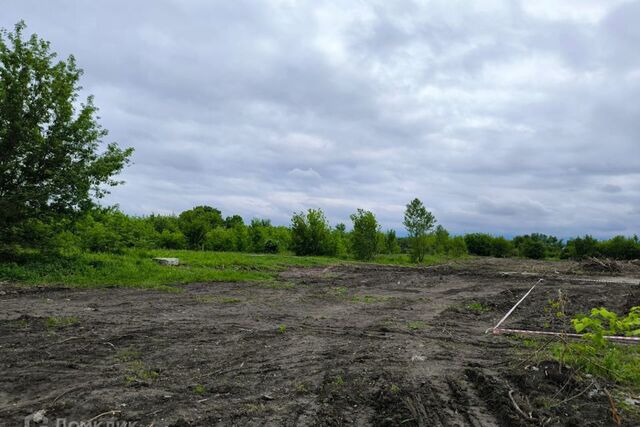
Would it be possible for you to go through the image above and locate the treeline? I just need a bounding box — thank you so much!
[462,233,640,260]
[8,200,639,263]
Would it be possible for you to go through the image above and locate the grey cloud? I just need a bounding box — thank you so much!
[2,0,639,238]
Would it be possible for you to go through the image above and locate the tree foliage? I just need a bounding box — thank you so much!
[290,209,334,256]
[350,209,379,261]
[403,198,436,262]
[0,22,133,249]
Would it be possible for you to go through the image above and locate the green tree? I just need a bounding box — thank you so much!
[0,22,133,251]
[433,225,450,254]
[491,236,513,258]
[290,209,334,256]
[383,229,400,254]
[522,239,545,259]
[224,215,244,229]
[464,233,494,256]
[178,206,223,249]
[350,209,379,261]
[403,198,436,262]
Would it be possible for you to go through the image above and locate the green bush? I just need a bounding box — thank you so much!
[157,230,186,249]
[464,233,494,256]
[562,235,598,259]
[290,209,335,256]
[553,306,640,390]
[598,236,640,260]
[490,237,513,258]
[204,227,235,251]
[521,239,545,259]
[447,236,468,257]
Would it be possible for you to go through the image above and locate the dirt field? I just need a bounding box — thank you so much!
[1,258,639,426]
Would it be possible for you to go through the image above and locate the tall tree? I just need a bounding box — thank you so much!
[350,209,379,261]
[178,206,223,250]
[403,198,436,262]
[0,22,133,249]
[290,209,333,256]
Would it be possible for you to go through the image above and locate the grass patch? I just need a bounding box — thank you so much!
[351,294,391,304]
[193,384,206,395]
[277,324,287,334]
[124,360,159,385]
[0,249,342,291]
[11,318,29,329]
[45,316,79,328]
[465,302,491,314]
[552,342,640,390]
[407,320,426,330]
[372,253,468,266]
[332,375,345,387]
[260,281,296,290]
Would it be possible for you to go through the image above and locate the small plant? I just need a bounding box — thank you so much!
[351,295,391,304]
[193,384,206,394]
[407,321,426,331]
[332,375,345,386]
[295,382,308,394]
[331,287,348,297]
[390,384,401,394]
[277,324,286,334]
[12,319,29,329]
[552,306,640,390]
[45,316,79,328]
[124,360,159,385]
[466,302,490,314]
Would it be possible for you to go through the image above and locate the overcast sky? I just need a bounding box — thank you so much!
[3,1,640,237]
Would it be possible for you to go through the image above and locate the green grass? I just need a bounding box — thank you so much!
[407,320,426,330]
[0,248,467,291]
[0,249,342,291]
[465,302,491,314]
[552,342,640,390]
[45,316,79,328]
[351,294,391,304]
[371,253,468,266]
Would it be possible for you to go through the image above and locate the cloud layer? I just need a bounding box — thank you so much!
[3,0,639,237]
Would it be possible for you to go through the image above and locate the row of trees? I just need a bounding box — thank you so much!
[5,194,640,262]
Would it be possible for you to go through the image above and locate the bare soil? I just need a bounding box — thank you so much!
[1,258,639,426]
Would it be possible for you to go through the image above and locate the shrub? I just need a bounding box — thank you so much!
[433,225,450,254]
[178,206,224,249]
[158,230,186,249]
[521,239,545,259]
[553,306,640,389]
[447,236,468,257]
[290,209,335,256]
[464,233,494,256]
[563,235,598,259]
[204,227,235,251]
[491,237,513,258]
[383,230,401,254]
[599,236,640,260]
